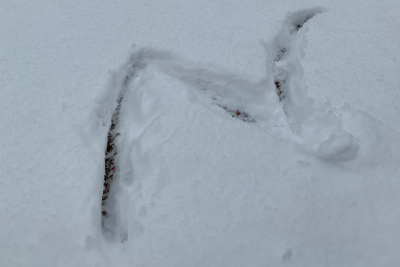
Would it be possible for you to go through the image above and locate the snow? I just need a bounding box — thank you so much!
[1,0,400,266]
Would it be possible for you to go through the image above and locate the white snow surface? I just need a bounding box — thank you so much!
[1,0,400,266]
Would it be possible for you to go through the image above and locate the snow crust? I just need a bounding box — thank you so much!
[1,0,400,266]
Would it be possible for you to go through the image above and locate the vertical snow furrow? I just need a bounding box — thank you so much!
[270,9,359,161]
[270,8,324,134]
[101,96,123,235]
[273,11,319,103]
[101,49,155,239]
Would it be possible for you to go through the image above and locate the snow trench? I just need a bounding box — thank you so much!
[101,96,122,235]
[269,8,359,162]
[99,48,276,239]
[100,8,361,238]
[101,50,162,238]
[272,8,323,113]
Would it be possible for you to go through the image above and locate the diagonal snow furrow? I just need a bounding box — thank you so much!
[156,61,263,123]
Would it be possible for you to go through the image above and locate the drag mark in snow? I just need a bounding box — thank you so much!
[101,49,264,234]
[270,9,359,161]
[163,67,258,123]
[219,105,256,123]
[102,96,122,231]
[272,8,322,103]
[101,50,153,238]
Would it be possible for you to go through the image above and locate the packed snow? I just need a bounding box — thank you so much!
[1,0,400,266]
